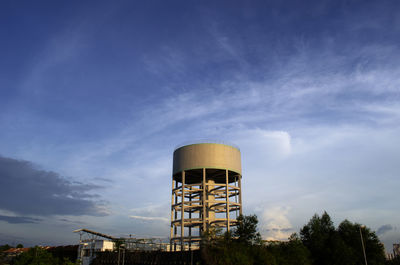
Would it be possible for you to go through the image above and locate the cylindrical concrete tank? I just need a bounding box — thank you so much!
[173,143,242,176]
[170,142,243,251]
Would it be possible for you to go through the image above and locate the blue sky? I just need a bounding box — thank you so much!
[0,0,399,251]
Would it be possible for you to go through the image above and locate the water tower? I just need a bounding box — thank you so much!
[170,142,242,250]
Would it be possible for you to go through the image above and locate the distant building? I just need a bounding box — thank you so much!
[387,243,400,260]
[73,228,170,265]
[74,229,116,265]
[2,247,30,255]
[78,239,114,265]
[394,243,400,256]
[1,248,30,263]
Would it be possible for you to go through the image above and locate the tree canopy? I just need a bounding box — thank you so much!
[202,212,388,265]
[202,214,311,265]
[11,246,77,265]
[3,212,391,265]
[300,211,386,265]
[233,214,262,245]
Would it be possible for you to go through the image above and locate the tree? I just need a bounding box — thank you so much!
[16,244,24,248]
[338,219,385,265]
[266,233,312,265]
[0,244,11,252]
[202,226,224,246]
[12,246,77,265]
[13,246,57,265]
[300,211,336,265]
[201,214,276,265]
[201,213,311,265]
[285,233,312,265]
[300,212,386,265]
[233,214,262,245]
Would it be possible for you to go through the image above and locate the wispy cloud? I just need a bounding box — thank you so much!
[130,204,169,220]
[0,215,42,224]
[130,216,169,222]
[39,40,400,181]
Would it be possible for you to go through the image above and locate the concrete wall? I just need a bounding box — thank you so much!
[173,143,241,175]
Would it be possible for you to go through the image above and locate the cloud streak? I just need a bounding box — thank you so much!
[130,216,169,222]
[0,215,41,224]
[0,155,108,217]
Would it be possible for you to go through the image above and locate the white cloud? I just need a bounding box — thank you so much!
[232,129,292,162]
[130,216,169,222]
[130,204,170,221]
[259,206,293,241]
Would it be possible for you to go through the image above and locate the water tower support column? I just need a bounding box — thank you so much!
[225,169,230,231]
[181,171,185,250]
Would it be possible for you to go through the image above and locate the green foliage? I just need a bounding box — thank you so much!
[337,219,386,265]
[202,240,277,265]
[300,211,336,265]
[233,214,262,245]
[201,212,387,265]
[202,234,311,265]
[13,247,56,265]
[300,212,386,265]
[201,214,311,265]
[16,244,24,249]
[11,246,77,265]
[113,239,124,251]
[0,244,12,252]
[202,226,223,245]
[262,233,311,265]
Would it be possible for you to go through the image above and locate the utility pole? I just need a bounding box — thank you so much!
[359,225,368,265]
